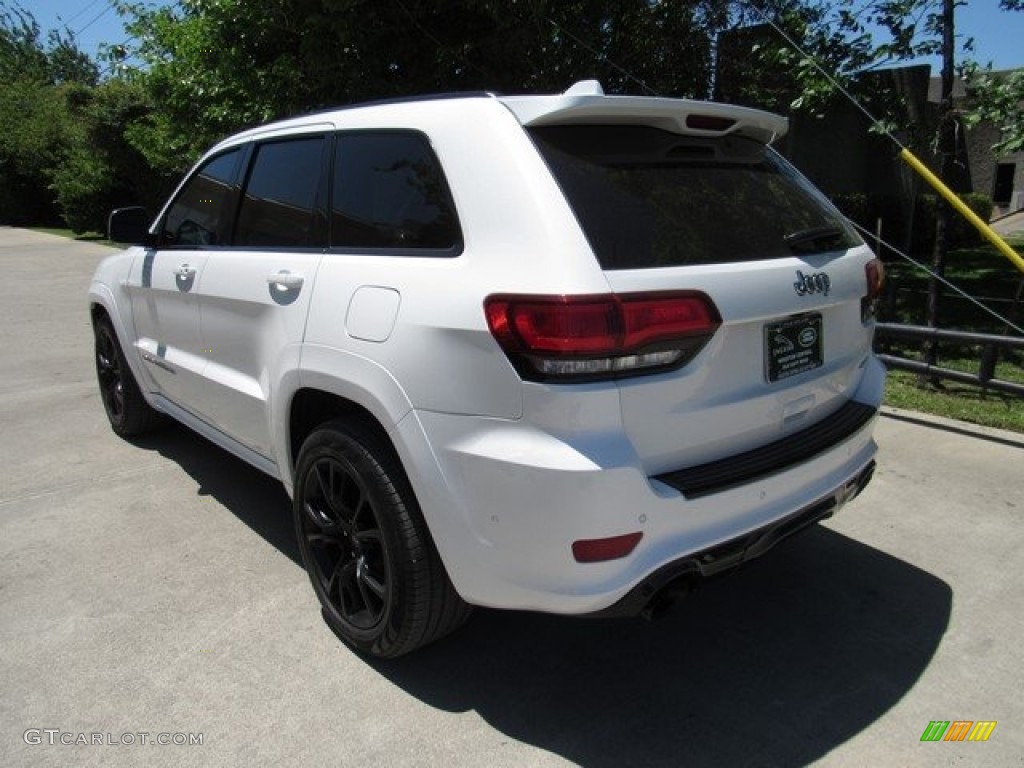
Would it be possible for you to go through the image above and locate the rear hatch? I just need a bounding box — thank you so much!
[517,101,878,477]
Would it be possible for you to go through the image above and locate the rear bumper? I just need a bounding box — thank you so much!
[397,356,885,615]
[588,460,876,619]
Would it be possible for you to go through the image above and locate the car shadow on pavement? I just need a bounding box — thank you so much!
[130,423,301,565]
[129,425,950,767]
[375,525,951,767]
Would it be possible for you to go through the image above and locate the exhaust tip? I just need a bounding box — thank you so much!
[640,578,694,622]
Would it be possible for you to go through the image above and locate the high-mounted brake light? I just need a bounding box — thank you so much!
[484,292,721,382]
[685,114,737,133]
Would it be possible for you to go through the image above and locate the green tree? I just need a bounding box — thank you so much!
[0,2,97,83]
[729,1,961,127]
[0,2,48,81]
[965,68,1024,155]
[0,1,100,225]
[0,79,69,225]
[50,79,163,233]
[964,1,1024,155]
[113,0,735,174]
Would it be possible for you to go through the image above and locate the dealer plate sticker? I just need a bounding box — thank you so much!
[764,313,823,382]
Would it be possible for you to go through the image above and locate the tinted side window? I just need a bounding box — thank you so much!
[332,132,461,253]
[234,137,327,248]
[161,148,242,247]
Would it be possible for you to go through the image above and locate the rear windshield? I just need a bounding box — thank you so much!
[529,125,860,270]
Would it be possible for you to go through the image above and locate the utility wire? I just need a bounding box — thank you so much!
[61,0,105,29]
[744,3,907,149]
[850,220,1024,335]
[545,16,658,96]
[75,1,116,37]
[745,0,1024,325]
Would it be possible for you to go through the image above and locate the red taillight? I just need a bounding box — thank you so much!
[865,258,885,299]
[488,297,619,355]
[572,532,643,563]
[484,292,721,382]
[620,296,718,348]
[862,258,885,321]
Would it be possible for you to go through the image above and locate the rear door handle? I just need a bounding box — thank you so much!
[267,271,304,289]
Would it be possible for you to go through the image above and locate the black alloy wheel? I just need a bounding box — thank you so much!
[95,321,126,424]
[299,453,391,633]
[93,315,160,437]
[293,421,470,658]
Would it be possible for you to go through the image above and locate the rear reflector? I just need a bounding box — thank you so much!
[484,292,721,382]
[572,532,643,563]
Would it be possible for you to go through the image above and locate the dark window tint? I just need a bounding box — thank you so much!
[529,125,861,270]
[234,137,326,248]
[161,148,242,247]
[332,132,461,252]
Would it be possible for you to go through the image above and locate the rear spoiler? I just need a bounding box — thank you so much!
[499,80,788,145]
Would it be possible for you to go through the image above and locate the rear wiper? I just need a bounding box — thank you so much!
[784,225,844,254]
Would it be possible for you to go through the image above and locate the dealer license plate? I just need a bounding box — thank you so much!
[764,313,823,382]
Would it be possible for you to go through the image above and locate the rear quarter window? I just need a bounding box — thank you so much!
[331,131,462,254]
[529,125,860,270]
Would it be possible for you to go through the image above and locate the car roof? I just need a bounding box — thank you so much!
[215,80,788,151]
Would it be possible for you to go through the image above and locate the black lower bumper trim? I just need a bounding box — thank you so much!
[588,459,876,619]
[653,400,877,499]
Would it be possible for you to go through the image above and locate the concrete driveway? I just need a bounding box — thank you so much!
[991,210,1024,237]
[2,227,1022,767]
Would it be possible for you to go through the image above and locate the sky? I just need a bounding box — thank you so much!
[23,0,1024,73]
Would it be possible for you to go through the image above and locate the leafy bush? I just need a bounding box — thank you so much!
[1,4,99,227]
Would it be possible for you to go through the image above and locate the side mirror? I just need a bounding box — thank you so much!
[108,207,153,246]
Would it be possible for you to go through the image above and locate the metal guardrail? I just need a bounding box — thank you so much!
[874,323,1024,398]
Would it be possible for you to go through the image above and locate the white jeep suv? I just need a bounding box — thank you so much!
[89,81,885,658]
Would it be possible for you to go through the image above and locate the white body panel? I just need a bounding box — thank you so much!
[127,248,209,408]
[89,85,884,616]
[195,249,323,458]
[604,250,877,473]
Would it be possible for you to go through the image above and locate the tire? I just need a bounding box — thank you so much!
[93,314,161,437]
[293,420,470,658]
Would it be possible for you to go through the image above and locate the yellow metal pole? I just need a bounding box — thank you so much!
[899,147,1024,274]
